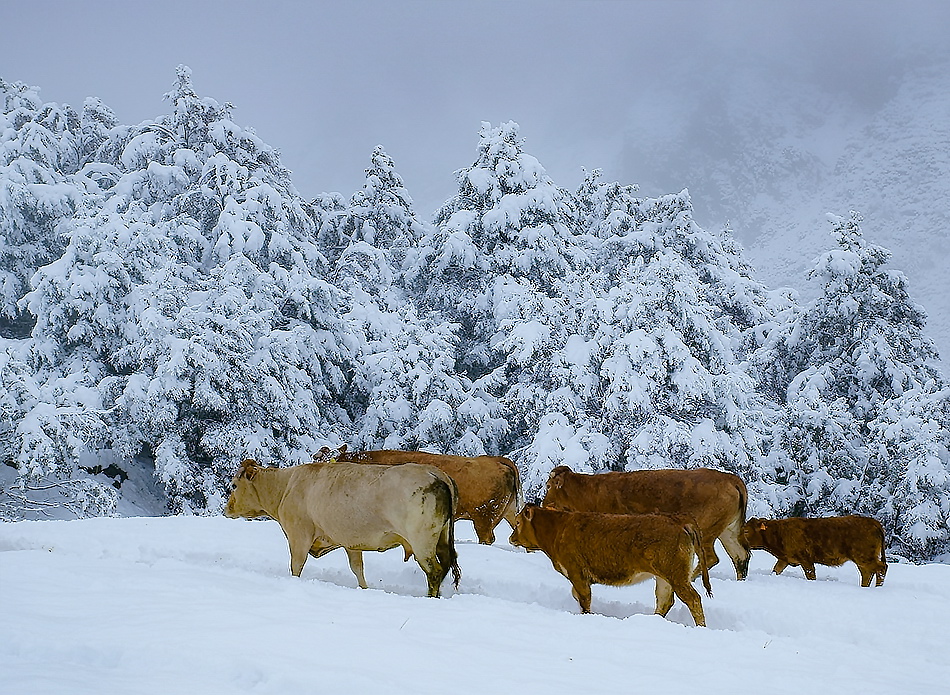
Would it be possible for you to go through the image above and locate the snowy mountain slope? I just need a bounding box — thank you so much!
[741,63,950,359]
[820,64,950,356]
[622,59,950,362]
[2,516,948,694]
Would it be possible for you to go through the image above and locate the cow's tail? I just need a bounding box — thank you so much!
[734,477,752,580]
[686,523,713,598]
[737,479,749,523]
[420,470,462,593]
[877,522,888,584]
[444,475,462,590]
[499,456,524,526]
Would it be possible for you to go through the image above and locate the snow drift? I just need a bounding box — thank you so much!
[2,516,948,694]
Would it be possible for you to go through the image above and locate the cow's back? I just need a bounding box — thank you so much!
[544,467,745,529]
[339,450,517,502]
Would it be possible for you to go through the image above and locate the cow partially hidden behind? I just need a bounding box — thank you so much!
[542,466,751,580]
[224,459,461,597]
[315,446,521,545]
[510,505,712,626]
[742,516,887,587]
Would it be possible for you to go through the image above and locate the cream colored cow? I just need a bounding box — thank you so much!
[225,459,460,597]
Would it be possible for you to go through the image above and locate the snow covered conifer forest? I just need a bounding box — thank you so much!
[2,67,949,562]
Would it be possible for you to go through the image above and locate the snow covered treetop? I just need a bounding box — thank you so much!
[463,121,552,201]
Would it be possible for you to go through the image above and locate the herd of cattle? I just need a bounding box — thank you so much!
[224,446,888,627]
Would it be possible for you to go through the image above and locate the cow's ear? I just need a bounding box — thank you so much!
[240,459,259,480]
[523,505,536,521]
[339,444,347,455]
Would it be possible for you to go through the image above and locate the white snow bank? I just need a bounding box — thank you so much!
[1,516,948,694]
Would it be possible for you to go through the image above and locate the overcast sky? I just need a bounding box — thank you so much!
[3,0,950,219]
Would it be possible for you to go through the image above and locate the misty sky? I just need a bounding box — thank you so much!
[3,0,949,220]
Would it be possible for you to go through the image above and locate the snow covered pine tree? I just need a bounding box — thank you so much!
[754,211,950,559]
[571,171,777,506]
[327,145,504,455]
[408,121,601,494]
[11,67,356,514]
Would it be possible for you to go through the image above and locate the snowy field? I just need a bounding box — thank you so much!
[2,516,948,695]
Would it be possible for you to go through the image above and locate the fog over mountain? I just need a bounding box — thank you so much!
[2,0,949,353]
[624,56,950,357]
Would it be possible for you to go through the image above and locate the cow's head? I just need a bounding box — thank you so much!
[741,518,769,549]
[313,445,347,463]
[541,466,573,509]
[224,459,267,519]
[509,504,542,551]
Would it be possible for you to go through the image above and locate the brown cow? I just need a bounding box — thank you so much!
[542,466,751,580]
[741,516,887,587]
[509,505,713,626]
[315,445,521,545]
[224,459,461,597]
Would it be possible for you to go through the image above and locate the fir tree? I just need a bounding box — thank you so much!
[345,145,426,262]
[755,212,947,532]
[0,78,82,336]
[867,387,950,561]
[15,66,355,513]
[411,121,586,378]
[409,121,593,477]
[333,147,505,455]
[579,182,774,490]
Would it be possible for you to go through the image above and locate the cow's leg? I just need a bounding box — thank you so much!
[654,577,675,617]
[693,541,720,581]
[772,559,788,575]
[432,543,454,596]
[412,535,449,598]
[417,554,447,598]
[569,577,593,613]
[344,549,368,589]
[284,521,320,577]
[671,580,707,627]
[288,536,312,577]
[859,560,887,588]
[802,563,817,580]
[719,524,752,580]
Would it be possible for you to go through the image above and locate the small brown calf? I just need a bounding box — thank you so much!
[741,515,887,587]
[510,505,712,626]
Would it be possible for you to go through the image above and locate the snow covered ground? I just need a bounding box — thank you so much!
[2,515,948,694]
